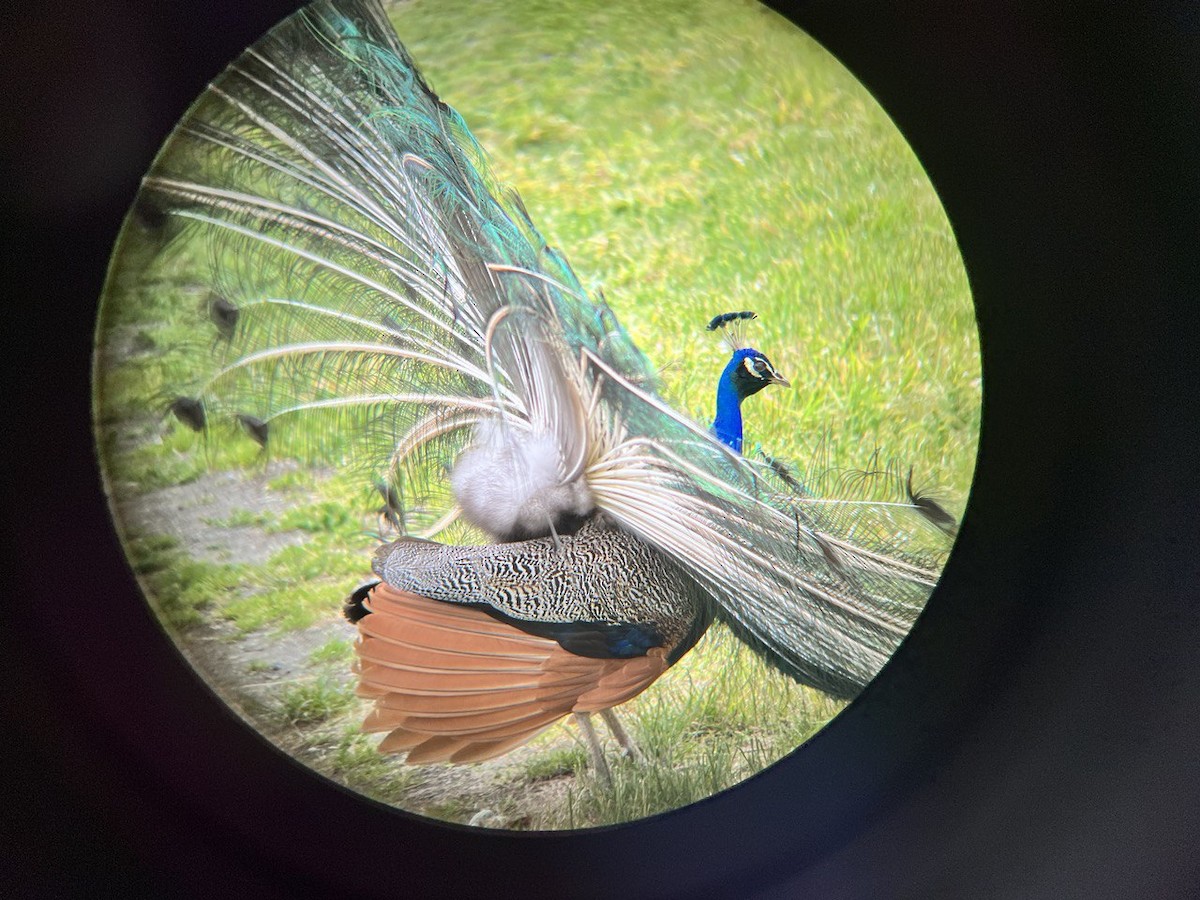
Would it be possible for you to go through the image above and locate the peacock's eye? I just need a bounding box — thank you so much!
[744,357,767,378]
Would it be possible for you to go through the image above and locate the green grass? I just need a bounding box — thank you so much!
[277,675,357,726]
[309,637,355,667]
[210,508,275,529]
[93,0,979,830]
[538,628,844,827]
[389,0,978,492]
[523,747,589,782]
[324,728,421,805]
[123,532,245,631]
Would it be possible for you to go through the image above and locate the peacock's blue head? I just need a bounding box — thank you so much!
[723,347,790,400]
[712,347,789,452]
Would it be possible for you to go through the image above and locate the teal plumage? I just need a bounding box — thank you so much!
[151,0,957,761]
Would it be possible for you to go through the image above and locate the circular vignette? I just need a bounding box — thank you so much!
[6,1,1200,897]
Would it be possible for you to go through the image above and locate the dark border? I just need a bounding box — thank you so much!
[5,1,1200,896]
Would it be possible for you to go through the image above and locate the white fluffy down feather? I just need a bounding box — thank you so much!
[450,420,594,539]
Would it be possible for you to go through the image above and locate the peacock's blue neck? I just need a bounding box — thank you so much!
[712,357,745,453]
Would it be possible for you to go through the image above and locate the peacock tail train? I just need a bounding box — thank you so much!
[142,0,958,757]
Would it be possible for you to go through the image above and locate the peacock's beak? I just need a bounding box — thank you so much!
[767,371,790,388]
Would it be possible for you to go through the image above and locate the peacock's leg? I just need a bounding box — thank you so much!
[572,713,612,784]
[599,708,645,764]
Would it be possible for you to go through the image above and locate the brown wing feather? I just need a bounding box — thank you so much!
[353,582,670,763]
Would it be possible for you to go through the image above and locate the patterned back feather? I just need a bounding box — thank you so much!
[150,0,956,700]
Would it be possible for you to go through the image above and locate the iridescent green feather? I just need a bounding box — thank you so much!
[146,0,955,699]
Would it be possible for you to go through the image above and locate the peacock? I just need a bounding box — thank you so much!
[145,0,957,769]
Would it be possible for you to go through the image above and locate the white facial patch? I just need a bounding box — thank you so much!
[743,357,766,379]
